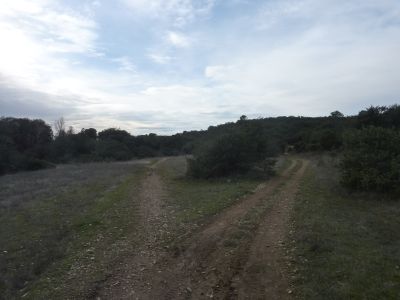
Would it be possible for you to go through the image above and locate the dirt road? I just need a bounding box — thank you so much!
[97,158,308,299]
[97,158,170,299]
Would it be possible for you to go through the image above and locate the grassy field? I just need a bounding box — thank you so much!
[292,155,400,299]
[158,156,264,225]
[0,161,147,299]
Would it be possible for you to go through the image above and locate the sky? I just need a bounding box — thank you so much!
[0,0,400,135]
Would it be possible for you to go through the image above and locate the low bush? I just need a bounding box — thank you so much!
[23,158,56,171]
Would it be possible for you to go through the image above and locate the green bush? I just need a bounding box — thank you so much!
[187,128,274,178]
[340,126,400,193]
[187,134,247,178]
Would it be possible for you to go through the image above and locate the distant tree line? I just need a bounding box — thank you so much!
[2,112,349,176]
[0,118,195,175]
[1,104,400,195]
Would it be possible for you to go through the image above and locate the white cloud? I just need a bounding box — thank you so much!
[2,0,400,134]
[0,0,98,54]
[255,0,306,30]
[0,0,146,127]
[121,0,215,27]
[204,27,400,116]
[166,31,191,47]
[205,65,236,81]
[113,57,136,72]
[0,0,100,92]
[147,53,173,64]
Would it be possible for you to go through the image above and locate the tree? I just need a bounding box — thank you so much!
[0,117,53,173]
[98,128,131,142]
[80,128,97,139]
[330,111,344,118]
[66,126,74,135]
[54,117,66,137]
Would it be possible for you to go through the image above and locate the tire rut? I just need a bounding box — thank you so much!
[231,159,309,300]
[96,158,170,299]
[179,160,307,300]
[143,159,304,300]
[97,158,307,300]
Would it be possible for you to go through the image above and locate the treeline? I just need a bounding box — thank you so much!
[0,118,198,175]
[187,105,400,196]
[1,111,350,175]
[2,104,400,194]
[51,127,194,163]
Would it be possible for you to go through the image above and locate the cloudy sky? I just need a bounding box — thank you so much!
[0,0,399,134]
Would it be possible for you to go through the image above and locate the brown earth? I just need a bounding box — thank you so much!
[97,158,308,300]
[97,158,171,299]
[233,160,309,300]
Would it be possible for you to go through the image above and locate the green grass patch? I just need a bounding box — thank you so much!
[0,164,145,299]
[171,179,259,223]
[292,158,400,300]
[158,156,263,224]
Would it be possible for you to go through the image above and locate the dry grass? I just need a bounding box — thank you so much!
[0,161,147,299]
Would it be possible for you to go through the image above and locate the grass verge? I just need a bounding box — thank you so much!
[0,164,145,299]
[291,156,400,300]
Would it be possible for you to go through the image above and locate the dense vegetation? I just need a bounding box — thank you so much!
[0,118,54,174]
[187,113,350,178]
[340,105,400,194]
[0,118,194,175]
[1,112,348,176]
[341,127,400,193]
[187,117,276,178]
[1,104,400,194]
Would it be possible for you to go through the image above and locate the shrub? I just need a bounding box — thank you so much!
[187,129,274,178]
[340,126,400,193]
[23,158,56,171]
